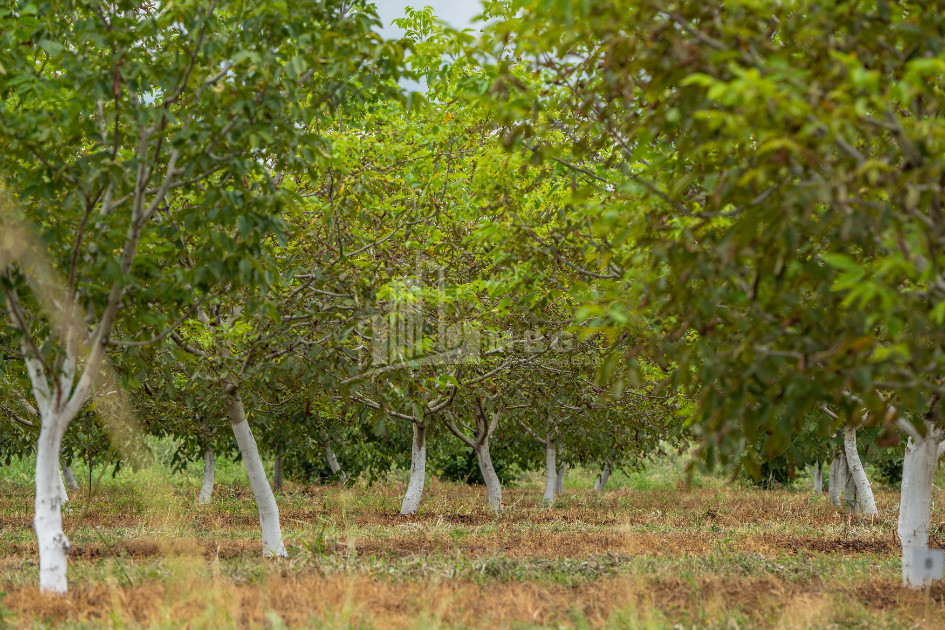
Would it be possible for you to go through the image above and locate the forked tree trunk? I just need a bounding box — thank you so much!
[843,427,877,516]
[828,453,844,507]
[474,438,502,511]
[273,452,284,492]
[35,420,71,593]
[400,420,427,515]
[62,463,79,491]
[555,460,566,496]
[224,385,286,558]
[542,439,557,506]
[198,448,215,504]
[594,462,612,491]
[899,423,944,587]
[323,442,347,485]
[811,461,823,494]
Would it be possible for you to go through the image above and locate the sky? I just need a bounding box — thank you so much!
[374,0,485,38]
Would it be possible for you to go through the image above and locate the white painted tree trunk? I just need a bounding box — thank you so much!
[323,442,347,484]
[62,463,79,491]
[273,452,284,491]
[843,426,877,516]
[198,449,215,504]
[898,424,943,587]
[594,462,612,491]
[828,453,843,507]
[400,420,427,515]
[35,421,71,593]
[57,463,69,506]
[474,439,502,511]
[542,439,557,506]
[811,461,823,494]
[555,460,566,495]
[224,386,286,558]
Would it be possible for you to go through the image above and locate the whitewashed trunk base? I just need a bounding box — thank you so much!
[225,388,286,558]
[198,449,215,504]
[400,421,427,515]
[844,426,878,516]
[899,425,943,587]
[36,424,70,593]
[542,441,556,506]
[323,442,348,485]
[594,463,612,491]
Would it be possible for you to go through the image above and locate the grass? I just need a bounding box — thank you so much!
[1,446,944,628]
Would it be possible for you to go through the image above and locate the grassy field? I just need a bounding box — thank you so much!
[1,450,944,629]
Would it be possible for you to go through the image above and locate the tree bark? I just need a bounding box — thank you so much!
[594,462,612,491]
[843,426,877,516]
[828,453,843,507]
[62,463,79,491]
[811,460,823,494]
[224,385,286,558]
[898,423,943,587]
[474,438,502,511]
[35,420,71,593]
[542,438,557,506]
[57,462,70,506]
[555,460,566,495]
[323,441,347,485]
[198,448,215,504]
[273,451,284,492]
[400,419,427,515]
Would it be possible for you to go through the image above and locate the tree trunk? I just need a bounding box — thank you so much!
[594,462,612,491]
[35,421,71,593]
[224,385,286,558]
[62,463,79,491]
[843,426,877,516]
[474,438,502,511]
[323,441,347,485]
[542,439,556,506]
[273,452,284,492]
[555,460,566,496]
[899,424,943,587]
[828,453,843,507]
[400,420,427,515]
[57,462,70,506]
[841,453,858,512]
[198,448,215,505]
[811,460,823,494]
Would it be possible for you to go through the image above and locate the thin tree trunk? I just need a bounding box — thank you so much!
[224,385,286,558]
[899,424,943,587]
[594,462,612,491]
[555,460,566,496]
[474,438,502,511]
[843,426,877,516]
[273,452,284,492]
[400,420,427,515]
[841,453,858,511]
[811,460,823,494]
[57,462,69,506]
[542,438,556,506]
[62,463,79,491]
[323,441,347,485]
[828,451,845,508]
[35,421,71,593]
[198,448,215,504]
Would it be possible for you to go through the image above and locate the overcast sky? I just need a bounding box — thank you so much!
[374,0,485,38]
